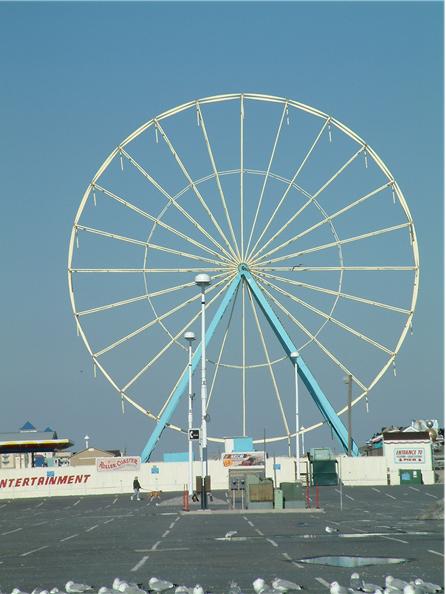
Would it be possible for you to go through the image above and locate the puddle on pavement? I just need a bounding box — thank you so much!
[298,556,408,568]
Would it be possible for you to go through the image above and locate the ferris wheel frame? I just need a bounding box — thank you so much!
[68,93,419,461]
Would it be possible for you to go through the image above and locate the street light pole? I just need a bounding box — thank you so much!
[195,274,211,504]
[290,351,300,480]
[343,374,353,456]
[184,331,196,496]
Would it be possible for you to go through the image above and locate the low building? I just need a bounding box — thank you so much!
[70,447,120,466]
[0,422,73,469]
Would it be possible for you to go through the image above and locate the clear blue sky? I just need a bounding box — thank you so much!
[0,1,443,458]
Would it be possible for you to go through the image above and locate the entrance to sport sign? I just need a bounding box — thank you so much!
[298,556,408,567]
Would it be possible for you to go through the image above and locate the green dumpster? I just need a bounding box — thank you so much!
[280,481,305,509]
[399,469,423,484]
[312,460,338,486]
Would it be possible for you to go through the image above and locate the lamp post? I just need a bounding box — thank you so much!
[290,351,300,480]
[343,374,353,456]
[195,274,211,504]
[184,331,196,496]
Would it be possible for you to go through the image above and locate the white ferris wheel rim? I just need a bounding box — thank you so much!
[67,92,420,444]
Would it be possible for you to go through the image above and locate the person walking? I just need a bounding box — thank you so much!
[131,476,142,501]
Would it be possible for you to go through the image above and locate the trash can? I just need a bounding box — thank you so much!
[399,469,423,484]
[274,488,284,509]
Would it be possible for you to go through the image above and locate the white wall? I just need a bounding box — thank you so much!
[0,448,436,500]
[336,455,388,486]
[0,456,296,500]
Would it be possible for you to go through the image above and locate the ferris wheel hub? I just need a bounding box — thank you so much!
[238,263,250,273]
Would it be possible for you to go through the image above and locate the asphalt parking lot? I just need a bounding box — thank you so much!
[0,484,443,593]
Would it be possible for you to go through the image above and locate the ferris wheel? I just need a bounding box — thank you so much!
[68,93,419,460]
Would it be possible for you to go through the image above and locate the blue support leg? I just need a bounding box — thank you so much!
[242,269,359,456]
[140,275,241,462]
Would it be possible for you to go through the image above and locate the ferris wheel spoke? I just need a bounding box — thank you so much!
[258,265,417,272]
[94,184,232,263]
[69,267,227,273]
[247,117,330,261]
[90,359,153,418]
[122,276,235,392]
[255,271,411,315]
[246,102,288,257]
[240,94,245,258]
[252,146,364,262]
[248,289,291,437]
[206,284,240,409]
[256,181,392,262]
[153,120,238,261]
[93,275,230,358]
[256,222,412,266]
[76,273,229,318]
[119,147,233,260]
[257,275,394,355]
[196,103,241,260]
[75,224,225,267]
[257,281,367,391]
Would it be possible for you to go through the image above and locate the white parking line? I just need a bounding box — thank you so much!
[169,522,176,529]
[104,518,114,524]
[0,504,8,509]
[292,561,304,569]
[380,535,408,544]
[35,501,44,508]
[371,488,381,493]
[21,545,49,557]
[113,497,118,504]
[247,520,255,527]
[135,547,190,553]
[131,555,149,572]
[73,499,81,507]
[86,524,99,532]
[425,493,439,499]
[282,552,292,560]
[315,578,330,587]
[428,550,444,557]
[409,486,420,492]
[255,528,264,536]
[266,538,278,547]
[60,534,78,542]
[384,493,396,500]
[1,527,22,536]
[345,494,354,501]
[151,541,161,551]
[162,530,170,538]
[32,521,48,527]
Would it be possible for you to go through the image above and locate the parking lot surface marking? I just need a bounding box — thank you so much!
[60,534,78,542]
[428,549,444,557]
[21,545,49,557]
[131,555,149,572]
[1,527,22,536]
